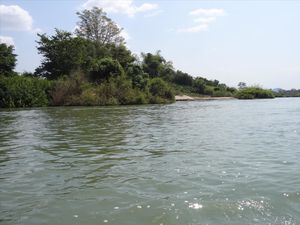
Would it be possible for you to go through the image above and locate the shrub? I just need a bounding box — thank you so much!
[193,78,205,94]
[89,57,124,83]
[173,71,193,86]
[212,90,233,97]
[235,87,275,99]
[79,88,100,105]
[148,78,174,103]
[50,79,71,105]
[49,73,85,105]
[95,76,149,105]
[204,86,214,95]
[0,75,51,108]
[126,64,149,90]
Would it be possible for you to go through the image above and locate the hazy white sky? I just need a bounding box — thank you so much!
[0,0,299,89]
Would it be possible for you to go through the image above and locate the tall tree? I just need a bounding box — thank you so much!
[141,51,166,78]
[35,29,90,79]
[0,43,17,76]
[75,7,124,45]
[238,82,247,89]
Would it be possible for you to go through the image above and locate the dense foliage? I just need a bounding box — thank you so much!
[273,89,300,97]
[0,44,17,76]
[75,7,124,45]
[0,75,51,108]
[235,87,275,99]
[0,7,239,108]
[48,72,173,106]
[35,30,97,79]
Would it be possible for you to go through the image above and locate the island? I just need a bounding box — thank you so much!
[2,7,298,109]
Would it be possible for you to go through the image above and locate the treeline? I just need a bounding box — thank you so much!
[0,7,237,108]
[1,7,277,108]
[273,89,300,97]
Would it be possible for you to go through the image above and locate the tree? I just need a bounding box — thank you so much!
[108,44,135,69]
[149,78,174,102]
[160,60,175,81]
[126,63,149,89]
[193,77,205,94]
[0,43,17,76]
[173,70,193,86]
[75,7,124,45]
[238,82,247,89]
[35,29,90,79]
[141,51,166,78]
[89,57,124,83]
[35,28,134,80]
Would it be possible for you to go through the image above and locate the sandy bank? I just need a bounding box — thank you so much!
[175,95,235,101]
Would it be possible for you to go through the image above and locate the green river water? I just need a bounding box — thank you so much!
[0,98,299,225]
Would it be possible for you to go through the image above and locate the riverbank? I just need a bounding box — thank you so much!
[175,95,235,101]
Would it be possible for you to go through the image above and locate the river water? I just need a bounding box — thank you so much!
[0,98,300,225]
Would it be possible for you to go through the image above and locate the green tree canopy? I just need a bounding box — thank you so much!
[238,82,247,89]
[149,77,174,102]
[173,70,193,86]
[107,44,135,69]
[0,43,17,76]
[35,29,90,79]
[141,51,166,78]
[90,57,124,83]
[75,7,124,45]
[193,77,205,94]
[126,63,149,89]
[235,86,274,99]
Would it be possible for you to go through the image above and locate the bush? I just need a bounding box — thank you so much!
[79,88,99,105]
[212,90,233,97]
[0,75,51,108]
[96,76,149,105]
[49,72,86,105]
[204,86,214,95]
[89,57,124,83]
[193,78,205,94]
[126,64,149,90]
[148,78,174,103]
[50,74,150,106]
[235,87,275,99]
[173,71,193,86]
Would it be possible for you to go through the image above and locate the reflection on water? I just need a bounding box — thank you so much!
[1,98,300,225]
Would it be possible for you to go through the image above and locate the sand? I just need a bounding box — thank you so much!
[175,95,235,101]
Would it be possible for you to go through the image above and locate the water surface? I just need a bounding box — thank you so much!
[1,98,300,225]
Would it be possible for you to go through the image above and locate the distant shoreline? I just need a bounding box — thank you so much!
[175,95,235,101]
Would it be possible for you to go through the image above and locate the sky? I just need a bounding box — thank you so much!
[0,0,299,89]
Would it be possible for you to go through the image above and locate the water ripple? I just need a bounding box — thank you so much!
[1,98,300,224]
